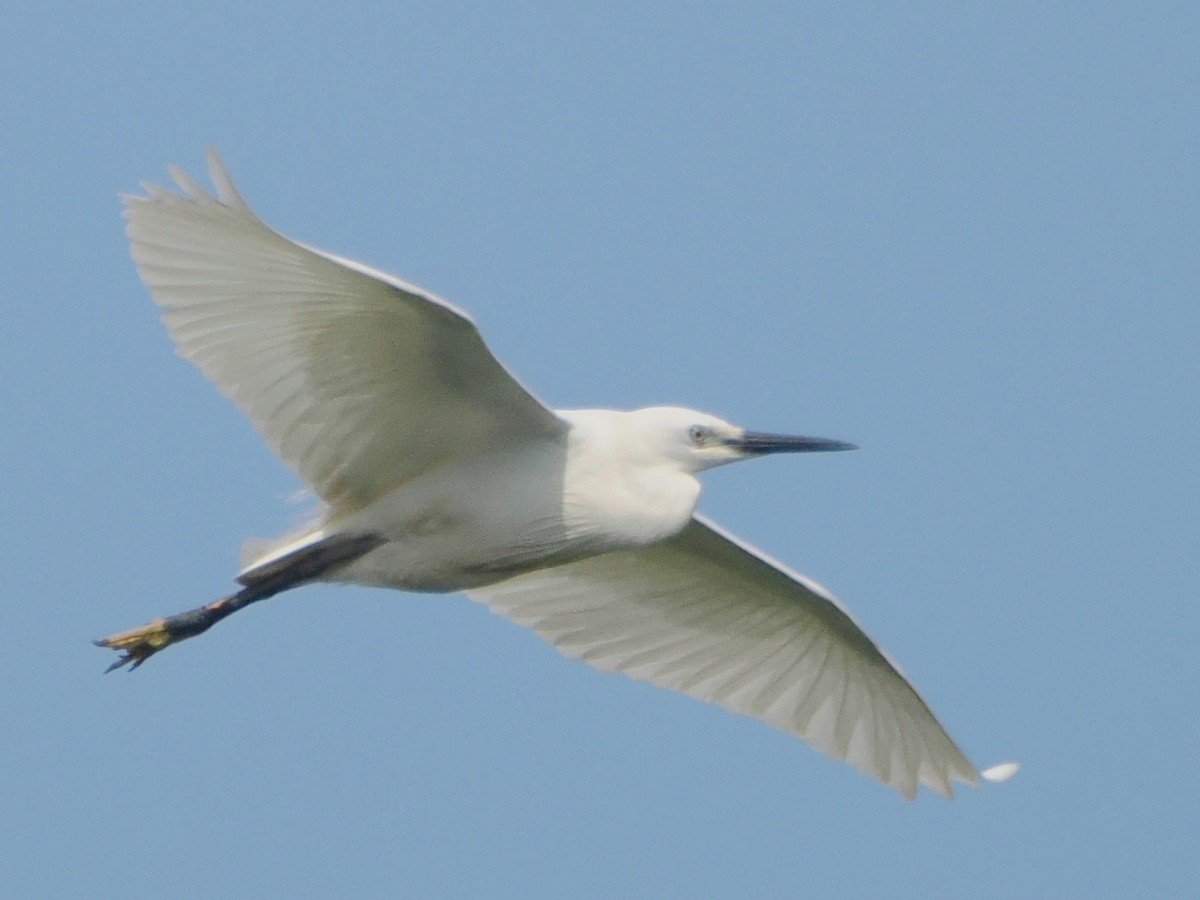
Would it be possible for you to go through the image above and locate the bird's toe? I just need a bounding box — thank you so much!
[94,619,173,673]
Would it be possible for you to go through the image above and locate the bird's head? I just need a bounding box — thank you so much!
[627,406,857,474]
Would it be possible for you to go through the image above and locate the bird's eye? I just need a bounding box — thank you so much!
[689,425,709,446]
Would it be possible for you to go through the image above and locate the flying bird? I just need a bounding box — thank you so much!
[98,149,1015,798]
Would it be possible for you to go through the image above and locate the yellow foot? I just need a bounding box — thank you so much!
[94,618,174,673]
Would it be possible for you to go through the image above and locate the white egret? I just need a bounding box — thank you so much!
[99,149,1015,798]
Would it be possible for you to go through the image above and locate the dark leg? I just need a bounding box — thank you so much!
[94,586,277,672]
[95,532,386,672]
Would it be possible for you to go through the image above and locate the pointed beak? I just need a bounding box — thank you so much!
[732,431,858,455]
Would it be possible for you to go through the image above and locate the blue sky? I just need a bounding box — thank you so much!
[3,4,1197,897]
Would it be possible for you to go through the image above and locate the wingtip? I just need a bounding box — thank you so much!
[980,761,1020,783]
[204,146,247,207]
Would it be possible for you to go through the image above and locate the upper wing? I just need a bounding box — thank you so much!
[124,148,565,514]
[469,514,979,798]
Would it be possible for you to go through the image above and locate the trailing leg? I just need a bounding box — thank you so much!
[95,532,386,672]
[95,585,278,672]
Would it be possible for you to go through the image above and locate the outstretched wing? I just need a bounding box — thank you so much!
[470,514,979,798]
[124,149,565,514]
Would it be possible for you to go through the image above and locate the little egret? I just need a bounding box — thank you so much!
[98,149,1015,798]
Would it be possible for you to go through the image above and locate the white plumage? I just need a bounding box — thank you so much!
[104,148,1015,798]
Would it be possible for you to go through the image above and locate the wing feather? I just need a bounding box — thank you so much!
[124,148,565,513]
[470,514,979,797]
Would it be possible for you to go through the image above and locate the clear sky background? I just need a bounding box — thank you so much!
[3,4,1197,898]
